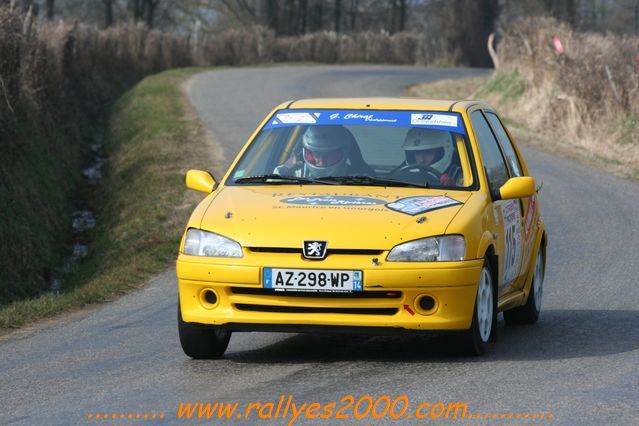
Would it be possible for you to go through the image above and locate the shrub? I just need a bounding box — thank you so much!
[0,7,457,304]
[495,17,638,169]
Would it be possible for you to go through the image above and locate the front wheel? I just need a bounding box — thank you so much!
[504,247,544,325]
[456,258,496,356]
[178,305,231,359]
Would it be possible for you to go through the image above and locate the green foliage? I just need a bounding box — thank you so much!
[0,106,86,304]
[475,71,526,105]
[0,69,207,329]
[616,114,637,146]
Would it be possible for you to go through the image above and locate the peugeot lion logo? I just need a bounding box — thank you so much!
[303,241,328,260]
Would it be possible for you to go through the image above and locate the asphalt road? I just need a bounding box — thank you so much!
[2,66,638,425]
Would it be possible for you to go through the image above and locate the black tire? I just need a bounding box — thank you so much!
[504,248,544,325]
[178,305,231,359]
[456,257,497,356]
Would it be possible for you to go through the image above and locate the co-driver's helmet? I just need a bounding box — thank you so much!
[402,127,454,174]
[302,126,353,177]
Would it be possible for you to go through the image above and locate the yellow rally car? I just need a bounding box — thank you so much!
[176,98,547,358]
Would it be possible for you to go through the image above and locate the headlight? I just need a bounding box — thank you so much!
[386,235,465,262]
[183,229,243,257]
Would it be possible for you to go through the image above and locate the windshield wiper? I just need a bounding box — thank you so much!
[235,174,430,188]
[234,174,337,185]
[317,175,430,188]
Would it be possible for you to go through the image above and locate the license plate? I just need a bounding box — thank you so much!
[263,268,363,292]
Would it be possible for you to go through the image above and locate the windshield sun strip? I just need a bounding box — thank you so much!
[224,108,479,191]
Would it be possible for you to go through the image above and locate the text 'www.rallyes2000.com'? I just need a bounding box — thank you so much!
[88,394,554,424]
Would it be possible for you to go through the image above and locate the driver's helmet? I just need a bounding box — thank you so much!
[402,127,454,174]
[302,126,352,177]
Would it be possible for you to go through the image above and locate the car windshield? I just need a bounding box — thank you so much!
[228,109,475,189]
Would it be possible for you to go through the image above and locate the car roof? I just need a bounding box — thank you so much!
[281,98,490,113]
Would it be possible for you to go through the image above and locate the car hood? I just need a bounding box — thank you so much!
[197,186,472,250]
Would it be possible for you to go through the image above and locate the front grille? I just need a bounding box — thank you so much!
[247,247,383,256]
[234,304,398,315]
[231,287,402,299]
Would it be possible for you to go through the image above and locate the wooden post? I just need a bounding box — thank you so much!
[487,32,499,70]
[604,65,621,102]
[191,20,202,65]
[22,5,33,38]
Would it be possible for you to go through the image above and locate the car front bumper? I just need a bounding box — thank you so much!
[176,253,482,332]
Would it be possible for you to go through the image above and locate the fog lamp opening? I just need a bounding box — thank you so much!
[200,288,219,308]
[416,295,437,314]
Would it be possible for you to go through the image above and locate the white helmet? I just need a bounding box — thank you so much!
[302,126,353,178]
[402,127,454,173]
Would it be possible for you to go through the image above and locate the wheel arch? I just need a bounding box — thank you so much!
[522,224,547,299]
[483,244,498,290]
[477,231,498,292]
[482,244,499,342]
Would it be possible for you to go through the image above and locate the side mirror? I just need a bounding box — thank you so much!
[499,176,535,200]
[186,170,216,193]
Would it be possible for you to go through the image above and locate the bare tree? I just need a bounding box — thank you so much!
[312,0,323,32]
[131,0,143,22]
[390,0,397,33]
[45,0,54,20]
[387,0,407,33]
[103,0,113,27]
[8,0,39,15]
[448,0,500,66]
[266,0,278,31]
[542,0,576,26]
[143,0,161,28]
[286,0,294,34]
[334,0,341,32]
[399,0,406,31]
[229,0,258,24]
[348,0,358,31]
[298,0,308,34]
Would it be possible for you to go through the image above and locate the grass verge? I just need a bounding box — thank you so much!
[0,68,214,331]
[405,76,487,100]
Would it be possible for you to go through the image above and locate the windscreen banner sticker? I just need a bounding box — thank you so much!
[501,200,522,287]
[272,112,320,125]
[264,109,466,135]
[280,195,386,206]
[385,196,462,216]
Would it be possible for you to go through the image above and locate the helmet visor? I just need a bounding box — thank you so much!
[413,147,444,164]
[304,148,344,167]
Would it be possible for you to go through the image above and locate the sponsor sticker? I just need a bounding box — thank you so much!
[342,113,398,123]
[501,200,522,287]
[272,112,320,125]
[524,195,536,239]
[411,113,458,127]
[385,196,462,216]
[280,195,386,206]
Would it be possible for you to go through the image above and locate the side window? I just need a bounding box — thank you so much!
[485,112,523,177]
[471,110,510,198]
